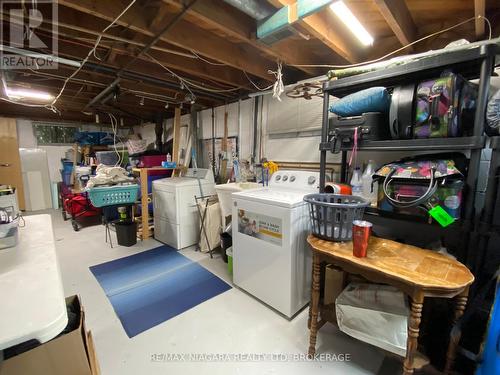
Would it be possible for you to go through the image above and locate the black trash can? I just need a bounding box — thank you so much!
[220,232,232,263]
[115,221,137,247]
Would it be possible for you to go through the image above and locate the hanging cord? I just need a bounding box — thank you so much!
[107,112,122,167]
[348,127,358,169]
[243,61,285,100]
[269,61,284,101]
[50,0,137,108]
[289,15,493,69]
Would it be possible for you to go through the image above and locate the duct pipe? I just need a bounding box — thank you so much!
[222,0,274,20]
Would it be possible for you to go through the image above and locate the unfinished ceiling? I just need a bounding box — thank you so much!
[0,0,499,125]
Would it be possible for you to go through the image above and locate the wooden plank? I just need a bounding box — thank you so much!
[274,0,358,63]
[139,169,150,240]
[172,106,181,164]
[0,118,26,211]
[161,0,318,75]
[41,6,254,89]
[374,0,417,48]
[70,143,78,186]
[58,0,275,81]
[220,111,228,183]
[474,0,485,38]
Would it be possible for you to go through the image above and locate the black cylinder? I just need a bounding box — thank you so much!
[220,232,232,263]
[115,221,137,247]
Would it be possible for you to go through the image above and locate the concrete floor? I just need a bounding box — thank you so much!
[43,209,391,375]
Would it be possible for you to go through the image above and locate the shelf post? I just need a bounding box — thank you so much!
[319,91,330,192]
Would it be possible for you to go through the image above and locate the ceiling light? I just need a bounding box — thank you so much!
[164,103,169,109]
[5,88,54,101]
[139,97,145,106]
[330,1,374,46]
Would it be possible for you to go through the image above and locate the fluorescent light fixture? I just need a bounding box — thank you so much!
[330,1,374,46]
[5,88,54,101]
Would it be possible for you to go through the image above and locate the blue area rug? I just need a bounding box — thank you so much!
[90,245,231,337]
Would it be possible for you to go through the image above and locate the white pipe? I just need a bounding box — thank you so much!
[0,45,82,68]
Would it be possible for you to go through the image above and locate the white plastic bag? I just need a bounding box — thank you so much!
[336,282,409,356]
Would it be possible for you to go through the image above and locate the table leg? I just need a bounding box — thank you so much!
[444,289,469,375]
[403,295,424,375]
[308,253,321,357]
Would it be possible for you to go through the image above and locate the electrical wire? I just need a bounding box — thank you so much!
[50,0,137,107]
[289,15,493,69]
[190,50,226,66]
[243,71,273,91]
[107,112,122,167]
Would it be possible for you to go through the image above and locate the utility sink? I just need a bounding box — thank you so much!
[215,182,261,223]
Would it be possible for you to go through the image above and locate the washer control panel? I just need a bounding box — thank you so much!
[269,170,320,191]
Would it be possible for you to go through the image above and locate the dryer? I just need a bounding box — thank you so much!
[153,168,215,249]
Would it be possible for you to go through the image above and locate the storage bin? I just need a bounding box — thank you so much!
[226,247,233,275]
[61,159,74,173]
[138,155,167,168]
[61,169,72,186]
[96,151,120,166]
[0,216,20,250]
[304,194,369,241]
[88,184,140,207]
[115,221,137,247]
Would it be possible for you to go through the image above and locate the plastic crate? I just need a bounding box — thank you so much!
[87,184,140,207]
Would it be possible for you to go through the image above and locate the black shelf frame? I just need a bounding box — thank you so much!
[319,136,486,152]
[318,42,498,266]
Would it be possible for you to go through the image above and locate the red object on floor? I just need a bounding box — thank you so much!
[63,194,101,217]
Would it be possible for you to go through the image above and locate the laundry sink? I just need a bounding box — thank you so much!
[215,182,261,223]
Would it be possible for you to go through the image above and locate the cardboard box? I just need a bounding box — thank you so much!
[324,264,346,305]
[0,296,100,375]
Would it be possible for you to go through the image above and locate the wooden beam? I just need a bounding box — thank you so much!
[172,106,181,164]
[58,0,275,81]
[161,0,318,75]
[474,0,485,38]
[274,0,358,63]
[374,0,417,49]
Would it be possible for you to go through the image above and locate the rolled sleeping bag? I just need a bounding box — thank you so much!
[329,87,390,117]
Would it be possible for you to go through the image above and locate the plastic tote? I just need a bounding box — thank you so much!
[336,282,409,356]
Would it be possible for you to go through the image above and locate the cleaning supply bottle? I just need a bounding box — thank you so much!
[362,160,378,206]
[350,167,363,197]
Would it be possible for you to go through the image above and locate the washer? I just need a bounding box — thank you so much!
[153,168,215,249]
[231,170,320,318]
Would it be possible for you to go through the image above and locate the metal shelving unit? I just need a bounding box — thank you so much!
[318,42,499,264]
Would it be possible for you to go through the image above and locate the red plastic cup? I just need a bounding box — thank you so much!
[352,220,373,258]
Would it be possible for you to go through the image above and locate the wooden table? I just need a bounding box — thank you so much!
[307,234,474,375]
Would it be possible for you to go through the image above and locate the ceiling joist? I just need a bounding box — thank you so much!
[374,0,417,49]
[58,0,276,81]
